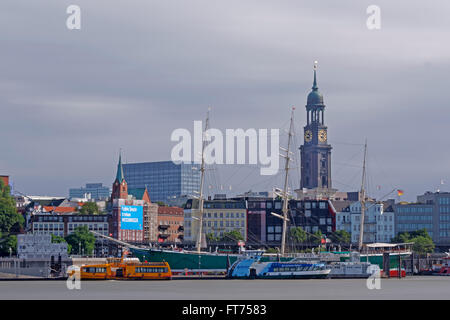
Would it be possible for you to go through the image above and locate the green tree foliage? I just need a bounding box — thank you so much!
[0,180,24,256]
[329,230,351,244]
[411,236,435,254]
[289,227,308,243]
[206,233,219,242]
[309,230,323,245]
[0,234,17,256]
[391,228,435,254]
[51,234,71,253]
[65,226,96,255]
[78,202,100,215]
[220,230,244,242]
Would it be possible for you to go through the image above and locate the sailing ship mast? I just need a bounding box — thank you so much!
[280,108,295,255]
[358,140,367,252]
[195,109,210,253]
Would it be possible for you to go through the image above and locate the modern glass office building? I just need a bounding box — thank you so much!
[69,183,110,200]
[123,161,200,204]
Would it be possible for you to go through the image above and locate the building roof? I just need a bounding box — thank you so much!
[158,206,184,216]
[330,200,352,212]
[128,188,146,200]
[115,153,125,183]
[307,68,324,105]
[42,206,77,213]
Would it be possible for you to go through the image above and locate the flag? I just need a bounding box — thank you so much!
[397,189,404,196]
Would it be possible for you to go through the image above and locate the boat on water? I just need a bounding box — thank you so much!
[227,250,331,279]
[70,253,172,280]
[430,255,450,276]
[130,247,239,273]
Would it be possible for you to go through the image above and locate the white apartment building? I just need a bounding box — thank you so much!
[336,201,395,244]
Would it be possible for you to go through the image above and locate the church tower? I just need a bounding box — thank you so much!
[111,152,128,200]
[300,63,332,191]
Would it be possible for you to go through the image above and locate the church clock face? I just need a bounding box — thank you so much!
[304,130,312,142]
[318,129,327,142]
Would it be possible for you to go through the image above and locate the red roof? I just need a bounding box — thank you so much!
[158,206,183,215]
[43,206,77,213]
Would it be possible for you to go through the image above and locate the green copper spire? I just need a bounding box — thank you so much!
[312,61,318,90]
[116,152,125,183]
[307,61,323,105]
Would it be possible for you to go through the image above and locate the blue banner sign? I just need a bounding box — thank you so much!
[120,205,143,230]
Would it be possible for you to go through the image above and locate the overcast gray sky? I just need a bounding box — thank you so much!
[1,1,449,201]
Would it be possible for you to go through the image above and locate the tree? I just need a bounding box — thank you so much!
[289,227,308,244]
[391,231,411,244]
[391,229,435,254]
[78,202,100,215]
[329,230,351,244]
[51,234,71,253]
[206,233,219,243]
[65,226,96,255]
[0,234,17,256]
[411,236,435,254]
[309,230,323,245]
[0,180,24,256]
[220,230,244,242]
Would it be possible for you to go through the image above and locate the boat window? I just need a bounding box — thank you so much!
[136,267,168,273]
[84,267,106,273]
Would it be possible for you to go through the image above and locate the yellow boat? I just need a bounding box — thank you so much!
[71,253,172,280]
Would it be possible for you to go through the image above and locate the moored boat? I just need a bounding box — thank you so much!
[227,251,331,279]
[70,253,172,280]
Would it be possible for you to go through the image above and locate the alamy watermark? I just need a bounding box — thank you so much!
[366,265,381,290]
[366,5,381,30]
[66,5,81,30]
[66,265,81,290]
[171,121,280,175]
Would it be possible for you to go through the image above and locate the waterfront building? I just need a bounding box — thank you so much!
[17,234,68,260]
[69,183,110,200]
[110,154,159,244]
[123,161,200,205]
[183,198,247,244]
[297,65,336,199]
[29,214,111,256]
[336,201,395,243]
[393,191,450,248]
[247,199,336,245]
[157,206,184,243]
[30,214,110,238]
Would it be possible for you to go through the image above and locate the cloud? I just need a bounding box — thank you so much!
[1,0,449,201]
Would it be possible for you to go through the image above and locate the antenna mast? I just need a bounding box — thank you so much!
[358,140,367,252]
[195,109,210,253]
[280,107,295,255]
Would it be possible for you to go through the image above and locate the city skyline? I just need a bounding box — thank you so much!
[1,1,450,201]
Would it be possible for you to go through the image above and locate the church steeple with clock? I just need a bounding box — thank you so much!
[300,62,332,191]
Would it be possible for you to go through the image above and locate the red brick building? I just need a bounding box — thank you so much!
[157,206,184,243]
[111,154,144,243]
[110,154,158,244]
